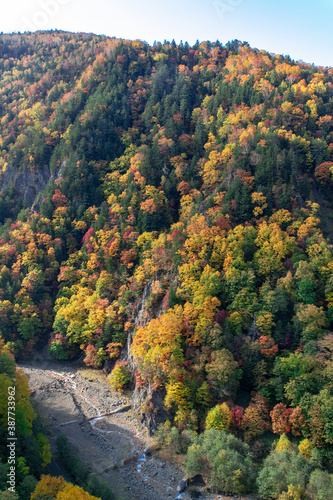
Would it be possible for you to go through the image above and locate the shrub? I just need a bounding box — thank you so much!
[108,362,131,391]
[48,335,70,360]
[155,422,195,455]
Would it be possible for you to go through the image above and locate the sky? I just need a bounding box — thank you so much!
[1,0,333,68]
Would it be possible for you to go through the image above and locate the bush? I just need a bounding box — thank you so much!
[48,335,70,361]
[155,420,172,446]
[155,422,195,455]
[108,362,131,391]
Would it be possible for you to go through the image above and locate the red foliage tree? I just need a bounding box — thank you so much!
[289,406,306,436]
[83,344,99,368]
[270,403,291,435]
[82,227,95,244]
[314,162,333,185]
[230,405,244,430]
[52,189,68,208]
[259,336,279,358]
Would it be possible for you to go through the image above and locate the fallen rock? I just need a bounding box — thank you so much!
[177,477,188,493]
[144,443,160,455]
[122,455,138,466]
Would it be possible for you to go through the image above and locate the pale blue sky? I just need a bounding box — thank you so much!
[2,0,333,67]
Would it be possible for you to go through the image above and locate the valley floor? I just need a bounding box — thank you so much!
[19,351,256,500]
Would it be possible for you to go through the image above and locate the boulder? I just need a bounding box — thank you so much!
[177,477,188,493]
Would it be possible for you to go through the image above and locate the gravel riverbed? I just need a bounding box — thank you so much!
[19,353,256,500]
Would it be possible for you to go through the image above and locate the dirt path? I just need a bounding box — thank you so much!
[19,354,190,500]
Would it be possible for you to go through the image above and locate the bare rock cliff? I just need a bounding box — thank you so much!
[0,163,62,209]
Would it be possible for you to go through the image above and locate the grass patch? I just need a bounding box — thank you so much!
[78,367,107,383]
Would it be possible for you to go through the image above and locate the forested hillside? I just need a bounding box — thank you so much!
[1,31,333,498]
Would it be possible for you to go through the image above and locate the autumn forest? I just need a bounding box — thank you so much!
[1,30,333,499]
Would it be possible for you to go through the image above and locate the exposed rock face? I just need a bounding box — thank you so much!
[0,163,62,210]
[123,279,170,435]
[126,278,152,372]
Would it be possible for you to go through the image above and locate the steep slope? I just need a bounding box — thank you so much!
[0,31,333,498]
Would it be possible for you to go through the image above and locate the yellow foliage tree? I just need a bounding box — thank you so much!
[296,304,327,342]
[31,474,67,499]
[57,484,102,499]
[275,434,292,453]
[254,221,296,276]
[206,403,232,431]
[132,307,184,383]
[298,438,313,460]
[252,192,267,217]
[278,485,304,500]
[164,381,192,415]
